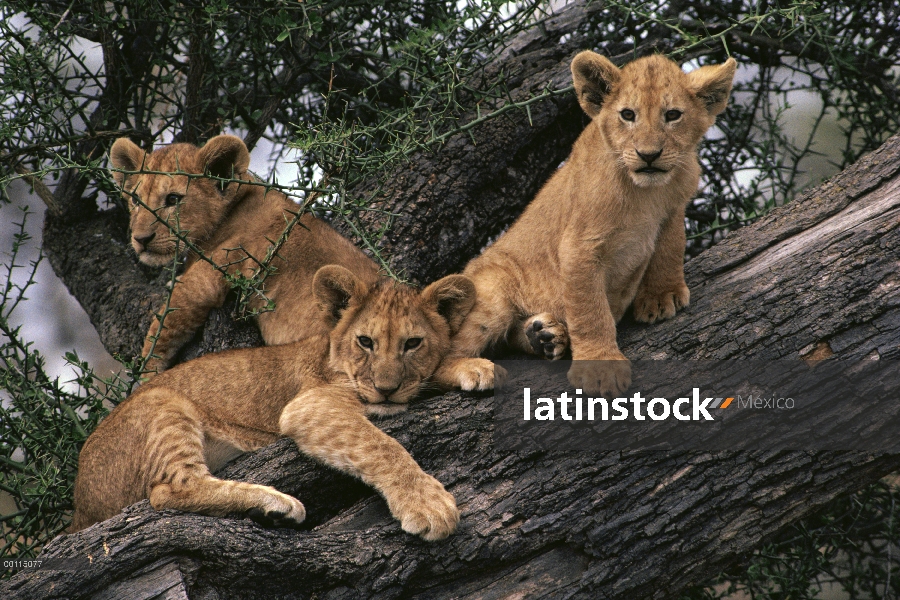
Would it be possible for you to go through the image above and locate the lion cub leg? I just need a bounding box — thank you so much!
[142,259,230,377]
[145,390,306,527]
[432,277,519,391]
[280,386,459,541]
[511,313,570,360]
[633,208,691,324]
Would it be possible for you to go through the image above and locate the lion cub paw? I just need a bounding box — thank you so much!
[247,490,306,529]
[446,358,505,391]
[524,314,569,360]
[387,474,459,541]
[139,355,165,381]
[568,355,632,396]
[633,283,690,324]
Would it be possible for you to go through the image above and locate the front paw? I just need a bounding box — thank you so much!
[436,358,504,391]
[633,282,690,323]
[386,474,459,541]
[141,336,172,377]
[568,353,631,396]
[524,314,569,360]
[139,355,166,381]
[246,490,307,529]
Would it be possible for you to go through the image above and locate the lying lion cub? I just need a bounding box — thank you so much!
[434,52,736,395]
[71,265,475,541]
[109,135,379,376]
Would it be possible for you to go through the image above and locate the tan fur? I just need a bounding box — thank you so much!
[71,266,476,541]
[434,52,736,395]
[109,135,380,376]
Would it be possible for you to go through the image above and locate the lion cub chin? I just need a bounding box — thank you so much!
[71,265,476,542]
[433,51,737,396]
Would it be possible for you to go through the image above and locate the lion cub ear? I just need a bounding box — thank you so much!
[197,135,251,191]
[109,138,147,188]
[421,275,476,335]
[571,51,620,118]
[313,265,369,325]
[688,57,737,117]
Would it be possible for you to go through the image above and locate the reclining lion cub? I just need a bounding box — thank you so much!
[109,135,379,376]
[434,52,736,395]
[71,265,475,541]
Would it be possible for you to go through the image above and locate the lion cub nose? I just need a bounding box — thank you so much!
[636,149,662,165]
[375,384,401,400]
[133,232,155,249]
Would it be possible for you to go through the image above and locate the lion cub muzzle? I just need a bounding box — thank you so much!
[634,148,665,173]
[132,231,156,252]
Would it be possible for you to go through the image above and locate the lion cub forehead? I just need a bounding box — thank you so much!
[128,171,188,200]
[145,144,203,173]
[353,284,432,334]
[126,145,201,198]
[621,54,685,79]
[614,56,694,108]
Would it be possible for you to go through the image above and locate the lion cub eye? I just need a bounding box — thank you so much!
[619,109,636,122]
[665,109,683,122]
[404,338,422,351]
[357,336,374,350]
[164,193,183,207]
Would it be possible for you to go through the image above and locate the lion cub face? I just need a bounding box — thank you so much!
[571,52,736,188]
[109,135,251,266]
[313,266,476,413]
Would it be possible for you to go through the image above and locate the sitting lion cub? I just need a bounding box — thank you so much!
[109,135,379,376]
[434,52,736,395]
[71,265,475,541]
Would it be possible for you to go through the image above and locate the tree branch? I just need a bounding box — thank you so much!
[9,129,900,600]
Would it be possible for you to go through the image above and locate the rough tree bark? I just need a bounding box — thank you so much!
[6,124,900,600]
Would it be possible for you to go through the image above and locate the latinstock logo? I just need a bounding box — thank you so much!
[495,359,897,454]
[522,388,735,422]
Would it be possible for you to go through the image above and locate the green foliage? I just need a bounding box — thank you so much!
[0,209,135,574]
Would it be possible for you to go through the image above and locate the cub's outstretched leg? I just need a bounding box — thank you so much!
[73,389,305,531]
[280,386,458,541]
[141,242,270,378]
[632,207,691,324]
[142,256,230,377]
[143,391,306,527]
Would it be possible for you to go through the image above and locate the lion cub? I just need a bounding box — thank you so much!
[109,135,380,376]
[71,265,475,541]
[434,52,736,395]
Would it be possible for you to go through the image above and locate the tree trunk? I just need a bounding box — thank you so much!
[7,123,900,599]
